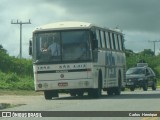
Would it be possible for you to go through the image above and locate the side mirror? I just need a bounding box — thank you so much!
[93,39,98,50]
[29,40,32,55]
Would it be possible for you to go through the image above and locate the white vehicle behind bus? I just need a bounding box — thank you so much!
[29,21,126,99]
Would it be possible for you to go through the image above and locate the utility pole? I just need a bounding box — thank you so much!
[11,19,31,58]
[148,40,160,55]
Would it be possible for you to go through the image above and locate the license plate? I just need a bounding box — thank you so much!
[58,82,68,87]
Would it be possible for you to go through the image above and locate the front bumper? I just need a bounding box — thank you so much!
[126,80,144,88]
[35,78,94,91]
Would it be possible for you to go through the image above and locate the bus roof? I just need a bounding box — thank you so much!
[34,21,123,33]
[35,21,93,31]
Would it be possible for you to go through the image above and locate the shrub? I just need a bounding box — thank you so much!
[0,71,34,90]
[5,73,20,83]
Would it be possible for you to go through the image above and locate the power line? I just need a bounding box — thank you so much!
[11,19,31,58]
[148,40,160,55]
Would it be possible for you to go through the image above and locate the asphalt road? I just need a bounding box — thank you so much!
[0,89,160,120]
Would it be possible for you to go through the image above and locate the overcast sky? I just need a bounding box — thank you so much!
[1,0,160,58]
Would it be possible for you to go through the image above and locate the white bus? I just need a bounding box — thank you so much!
[29,21,126,99]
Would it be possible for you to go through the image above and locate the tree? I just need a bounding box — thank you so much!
[0,45,7,54]
[125,49,135,57]
[141,49,154,56]
[0,44,33,76]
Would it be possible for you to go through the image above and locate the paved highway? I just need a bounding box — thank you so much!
[0,89,160,120]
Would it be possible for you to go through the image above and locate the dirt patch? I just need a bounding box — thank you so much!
[0,95,43,107]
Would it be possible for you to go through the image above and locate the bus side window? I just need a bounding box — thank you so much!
[96,29,102,48]
[114,33,119,50]
[90,31,98,50]
[112,33,116,50]
[105,32,110,49]
[121,35,125,51]
[100,30,106,48]
[118,35,122,51]
[109,33,114,50]
[116,34,120,50]
[108,32,112,49]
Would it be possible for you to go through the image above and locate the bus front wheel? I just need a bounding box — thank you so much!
[88,71,102,98]
[44,90,58,100]
[114,71,121,95]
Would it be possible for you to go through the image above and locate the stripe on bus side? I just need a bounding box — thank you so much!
[37,68,91,74]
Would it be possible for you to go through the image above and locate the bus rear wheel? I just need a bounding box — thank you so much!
[107,88,114,96]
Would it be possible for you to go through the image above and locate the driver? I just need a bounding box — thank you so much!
[47,36,60,57]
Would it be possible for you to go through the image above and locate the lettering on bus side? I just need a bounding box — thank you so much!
[59,65,70,69]
[73,64,86,68]
[37,66,50,70]
[59,64,86,69]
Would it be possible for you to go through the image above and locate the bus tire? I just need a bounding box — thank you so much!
[44,91,53,100]
[93,89,101,98]
[77,91,84,97]
[88,89,94,97]
[88,89,101,98]
[88,71,102,98]
[93,71,102,98]
[114,71,121,95]
[70,91,77,97]
[107,88,114,96]
[44,90,58,100]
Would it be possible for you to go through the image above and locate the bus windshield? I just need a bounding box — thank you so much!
[33,30,91,63]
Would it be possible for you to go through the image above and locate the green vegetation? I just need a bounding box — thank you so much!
[0,45,34,90]
[0,72,34,90]
[0,45,160,91]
